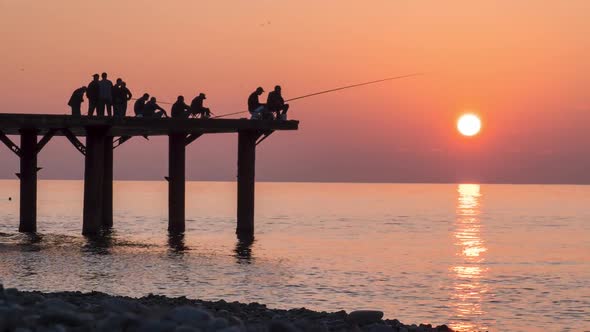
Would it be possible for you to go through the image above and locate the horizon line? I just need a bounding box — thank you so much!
[1,178,589,186]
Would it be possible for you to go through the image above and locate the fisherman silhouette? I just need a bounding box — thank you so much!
[267,85,289,120]
[190,93,211,118]
[134,93,150,117]
[86,74,100,116]
[143,97,168,118]
[98,72,113,117]
[171,96,191,118]
[113,79,132,117]
[68,86,87,117]
[247,87,267,120]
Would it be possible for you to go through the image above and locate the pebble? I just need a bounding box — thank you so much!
[369,325,396,332]
[347,310,384,325]
[41,298,78,311]
[167,305,213,326]
[138,319,177,332]
[175,326,202,332]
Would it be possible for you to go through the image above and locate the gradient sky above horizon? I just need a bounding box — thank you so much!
[1,1,589,183]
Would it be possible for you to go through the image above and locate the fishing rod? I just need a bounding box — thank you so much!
[285,73,423,102]
[212,72,423,119]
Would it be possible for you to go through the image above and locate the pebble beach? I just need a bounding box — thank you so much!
[0,285,454,332]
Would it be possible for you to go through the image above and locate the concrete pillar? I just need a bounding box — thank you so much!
[168,133,186,233]
[19,129,38,233]
[102,136,114,228]
[83,126,107,236]
[236,130,258,237]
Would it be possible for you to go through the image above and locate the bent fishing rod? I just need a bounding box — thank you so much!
[212,72,424,119]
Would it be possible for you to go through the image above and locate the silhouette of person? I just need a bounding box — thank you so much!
[98,72,113,117]
[86,74,100,116]
[190,93,211,118]
[113,79,132,117]
[134,93,149,117]
[171,96,191,118]
[143,97,168,118]
[267,85,289,120]
[68,86,87,117]
[247,87,267,119]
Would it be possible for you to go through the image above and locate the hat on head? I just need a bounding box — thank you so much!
[199,93,206,99]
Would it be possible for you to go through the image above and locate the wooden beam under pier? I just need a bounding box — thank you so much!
[19,129,38,232]
[82,126,107,236]
[236,130,261,237]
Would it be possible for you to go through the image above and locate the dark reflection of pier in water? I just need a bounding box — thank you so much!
[234,236,255,264]
[82,229,115,255]
[167,233,188,254]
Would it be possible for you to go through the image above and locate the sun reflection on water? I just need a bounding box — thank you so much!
[450,184,491,331]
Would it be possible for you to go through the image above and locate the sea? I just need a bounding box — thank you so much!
[0,180,588,331]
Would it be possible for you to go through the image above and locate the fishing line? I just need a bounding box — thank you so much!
[212,73,424,119]
[285,73,423,102]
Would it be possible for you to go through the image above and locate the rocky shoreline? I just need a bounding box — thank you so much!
[0,285,453,332]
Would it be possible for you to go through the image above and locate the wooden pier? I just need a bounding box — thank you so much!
[0,114,298,238]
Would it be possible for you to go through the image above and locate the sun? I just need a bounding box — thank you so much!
[457,114,481,136]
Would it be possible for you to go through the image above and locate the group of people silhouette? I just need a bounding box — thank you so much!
[248,85,289,120]
[68,73,135,117]
[68,73,289,120]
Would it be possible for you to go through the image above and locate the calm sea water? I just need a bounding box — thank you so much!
[0,180,589,331]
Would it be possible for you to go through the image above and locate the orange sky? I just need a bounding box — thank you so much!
[1,1,589,183]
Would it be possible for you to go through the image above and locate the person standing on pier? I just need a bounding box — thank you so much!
[67,86,87,117]
[171,96,191,118]
[86,74,100,116]
[190,93,211,118]
[267,85,289,120]
[247,87,267,119]
[113,80,132,117]
[134,93,149,117]
[143,97,169,118]
[98,72,113,117]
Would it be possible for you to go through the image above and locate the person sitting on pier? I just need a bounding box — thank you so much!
[134,93,149,117]
[171,96,191,118]
[67,86,87,117]
[267,85,289,120]
[143,97,169,118]
[86,74,100,116]
[98,72,113,117]
[113,79,132,117]
[190,93,211,118]
[247,87,268,120]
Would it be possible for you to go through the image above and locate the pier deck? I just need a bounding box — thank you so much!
[0,113,299,238]
[0,113,298,136]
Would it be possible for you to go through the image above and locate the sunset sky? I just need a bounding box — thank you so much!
[1,1,589,183]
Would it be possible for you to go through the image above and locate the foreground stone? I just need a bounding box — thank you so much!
[0,285,453,332]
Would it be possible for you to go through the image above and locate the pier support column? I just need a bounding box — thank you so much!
[83,126,107,236]
[168,133,186,233]
[19,129,38,233]
[236,131,259,237]
[102,136,114,229]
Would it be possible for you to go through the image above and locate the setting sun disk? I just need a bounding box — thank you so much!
[457,114,481,136]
